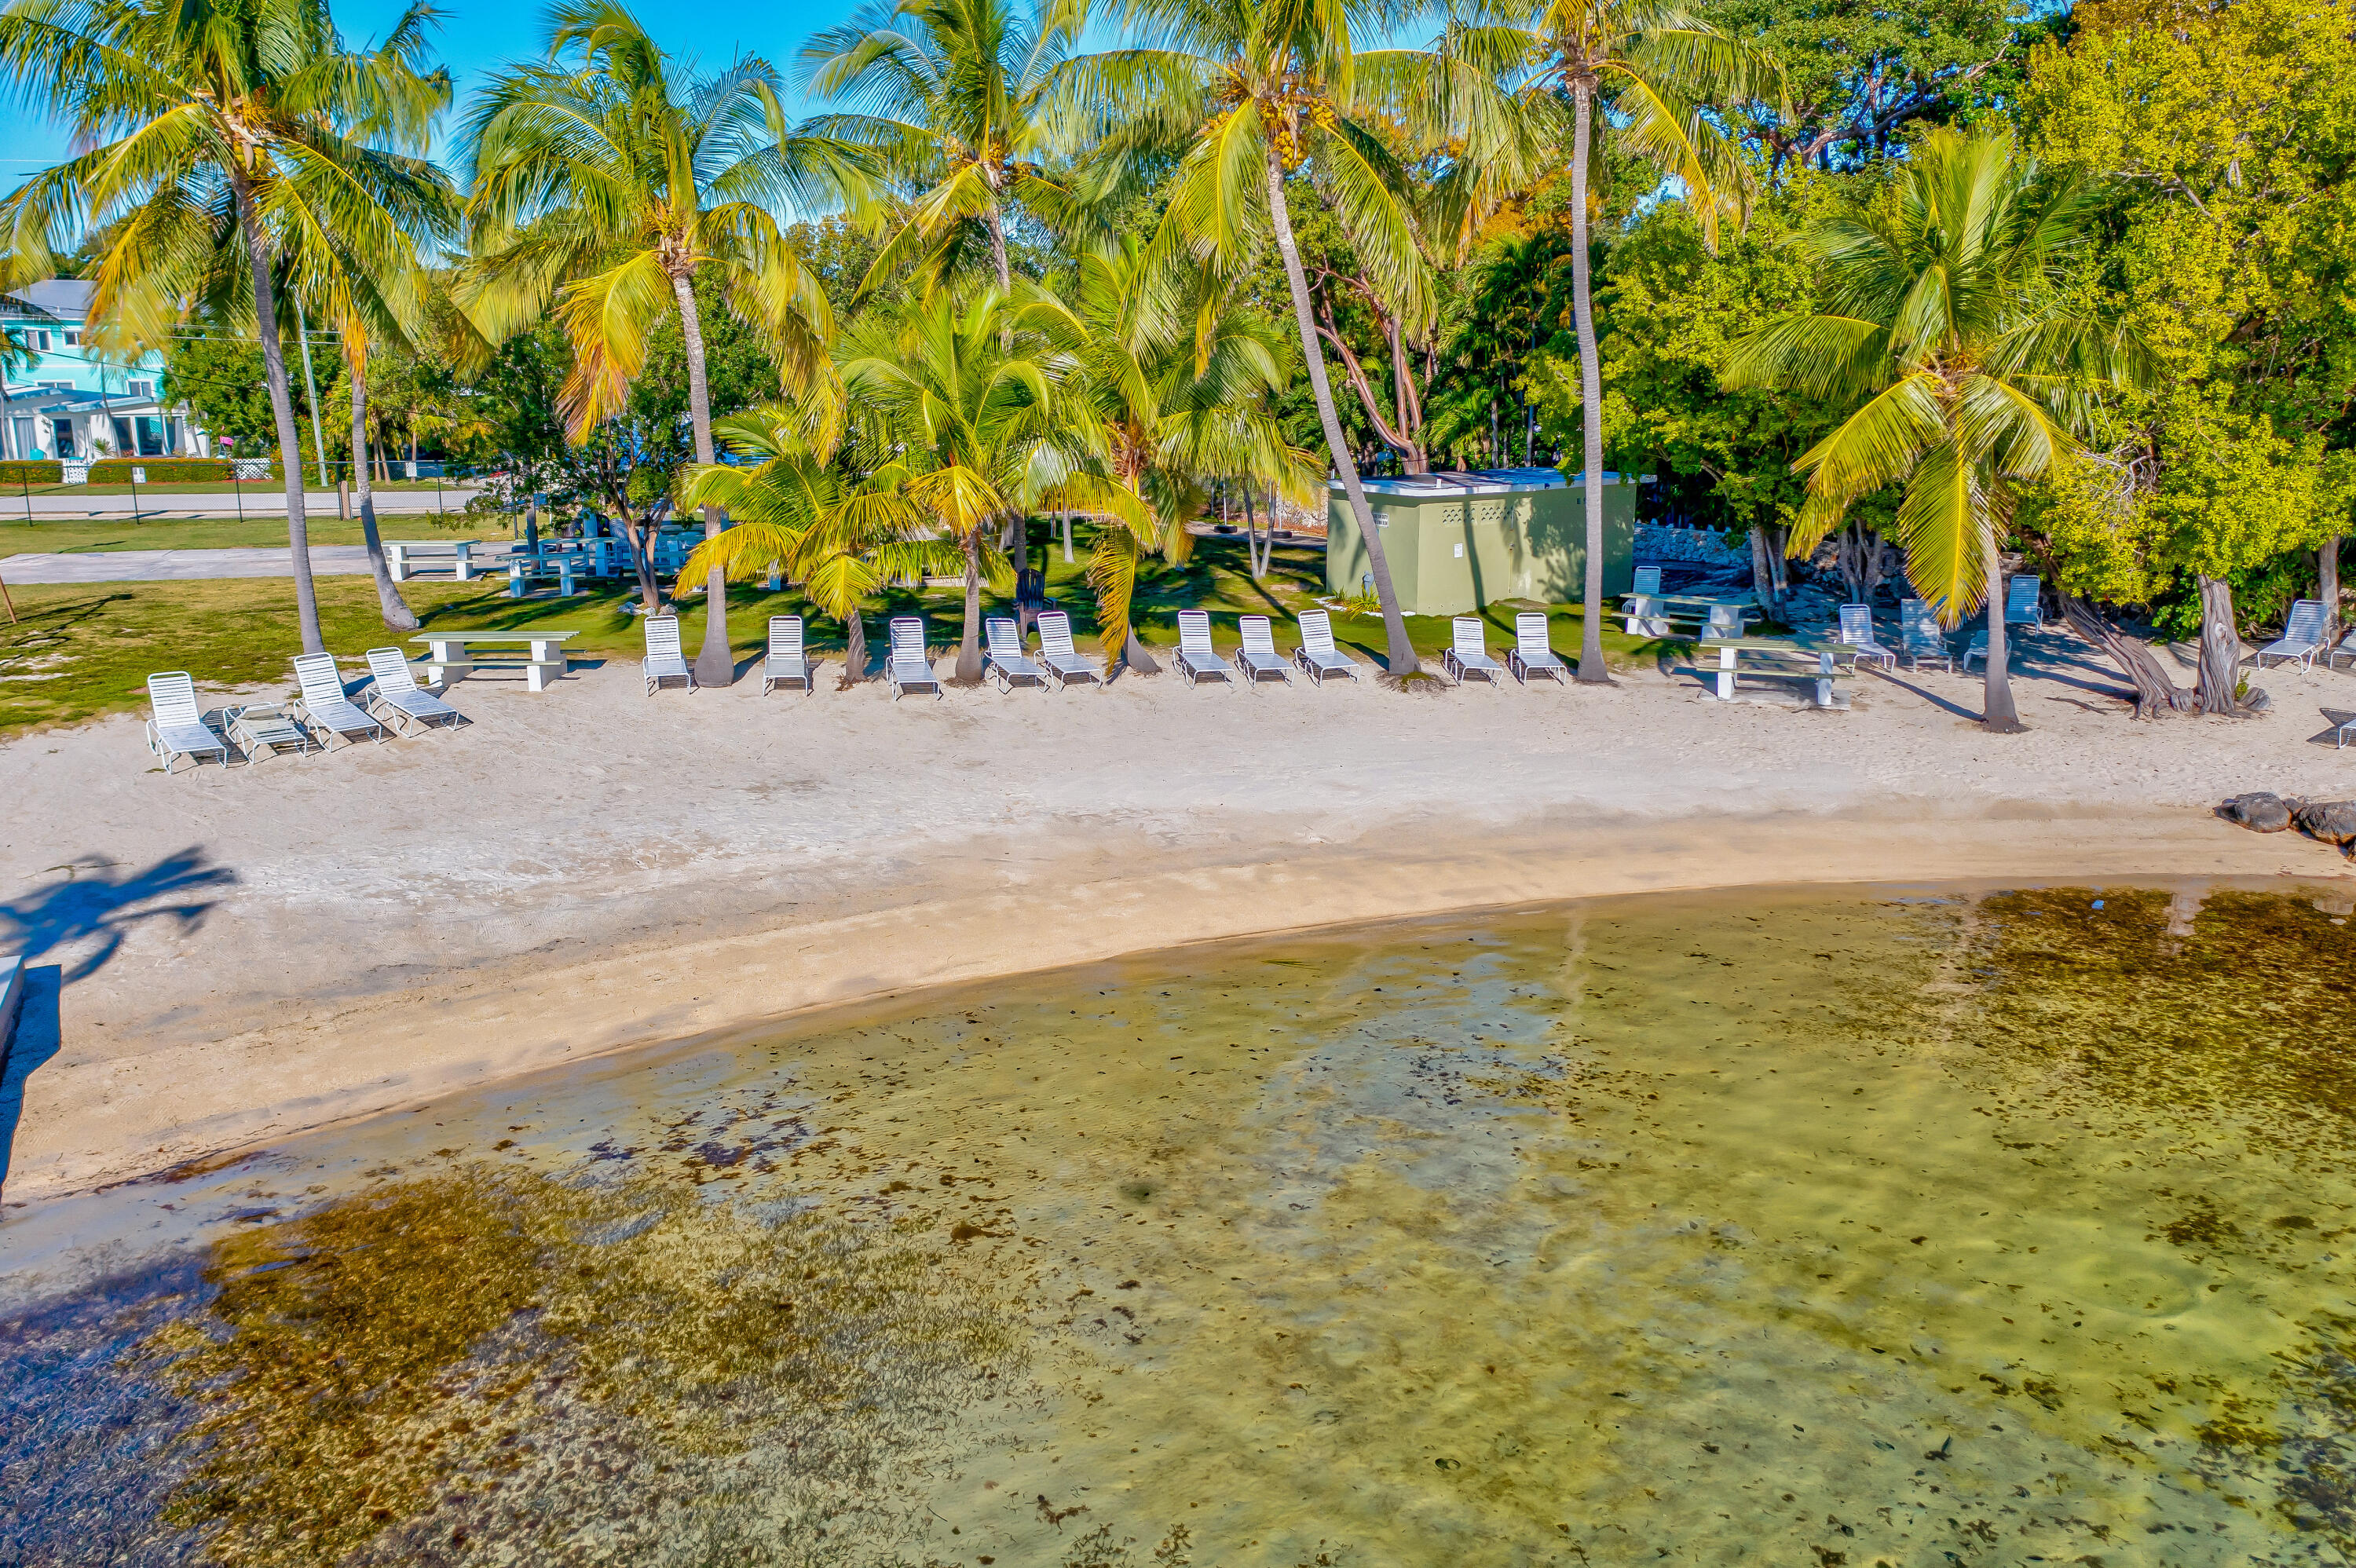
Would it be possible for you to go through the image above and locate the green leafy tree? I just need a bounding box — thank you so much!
[463,0,856,685]
[2025,0,2356,668]
[1725,126,2146,733]
[0,0,455,654]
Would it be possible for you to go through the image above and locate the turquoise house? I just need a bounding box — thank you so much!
[1,280,206,462]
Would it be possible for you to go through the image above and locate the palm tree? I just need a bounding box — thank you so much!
[799,0,1089,299]
[834,287,1079,678]
[1484,0,1779,681]
[673,396,962,682]
[1723,127,2146,734]
[463,1,858,686]
[0,0,455,655]
[1055,236,1316,670]
[1055,0,1527,676]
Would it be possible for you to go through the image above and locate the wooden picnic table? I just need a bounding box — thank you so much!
[413,630,581,693]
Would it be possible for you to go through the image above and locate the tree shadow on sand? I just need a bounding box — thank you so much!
[0,847,237,985]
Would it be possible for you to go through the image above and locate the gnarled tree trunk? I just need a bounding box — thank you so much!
[2059,593,2197,719]
[2194,575,2244,715]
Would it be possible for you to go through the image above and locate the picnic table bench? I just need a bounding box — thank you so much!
[386,539,514,583]
[507,553,587,598]
[1696,638,1853,710]
[412,630,581,693]
[1621,592,1760,639]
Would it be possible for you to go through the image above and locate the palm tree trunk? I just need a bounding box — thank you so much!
[984,204,1014,296]
[346,352,416,631]
[958,533,984,682]
[842,610,866,687]
[1569,83,1612,685]
[1981,535,2025,733]
[1264,144,1418,675]
[671,272,733,687]
[230,168,323,655]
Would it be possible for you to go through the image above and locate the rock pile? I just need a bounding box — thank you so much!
[2220,792,2356,852]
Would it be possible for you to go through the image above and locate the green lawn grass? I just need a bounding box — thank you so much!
[0,524,1679,740]
[0,514,513,555]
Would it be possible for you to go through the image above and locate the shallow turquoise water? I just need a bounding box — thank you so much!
[4,881,2355,1566]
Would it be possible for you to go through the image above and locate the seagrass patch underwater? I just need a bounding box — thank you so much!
[4,880,2356,1567]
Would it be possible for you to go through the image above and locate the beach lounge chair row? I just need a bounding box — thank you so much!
[638,608,1590,697]
[145,652,463,774]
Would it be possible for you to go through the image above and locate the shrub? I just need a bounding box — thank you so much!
[89,459,234,482]
[0,460,61,484]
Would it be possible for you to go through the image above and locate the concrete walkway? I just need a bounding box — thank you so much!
[3,546,384,583]
[4,488,480,521]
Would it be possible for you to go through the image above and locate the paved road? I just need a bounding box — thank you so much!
[0,542,537,583]
[2,488,482,521]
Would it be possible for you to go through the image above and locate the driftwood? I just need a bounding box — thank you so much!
[2059,593,2198,719]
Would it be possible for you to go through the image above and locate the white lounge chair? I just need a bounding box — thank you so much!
[145,672,231,774]
[642,613,695,694]
[1900,599,1952,672]
[292,652,387,748]
[2255,599,2331,672]
[1293,609,1364,683]
[1507,612,1569,684]
[1035,610,1104,689]
[2329,626,2356,672]
[1837,604,1897,671]
[1234,615,1291,685]
[2003,575,2043,627]
[762,615,812,694]
[887,616,942,699]
[985,616,1049,691]
[1442,617,1507,685]
[362,647,462,733]
[1632,565,1663,597]
[1173,610,1232,685]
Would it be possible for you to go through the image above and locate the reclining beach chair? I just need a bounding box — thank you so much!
[2003,575,2043,627]
[1293,609,1364,684]
[145,671,232,774]
[1837,604,1897,671]
[292,652,387,748]
[1899,599,1952,672]
[642,613,695,694]
[985,616,1050,691]
[362,648,462,733]
[1034,610,1104,689]
[1443,617,1508,685]
[1632,565,1663,597]
[1173,610,1233,685]
[762,615,812,694]
[2329,625,2356,672]
[2256,599,2331,672]
[1508,612,1570,685]
[887,616,942,700]
[1234,615,1292,685]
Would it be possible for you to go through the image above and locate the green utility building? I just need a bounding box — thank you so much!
[1324,467,1637,616]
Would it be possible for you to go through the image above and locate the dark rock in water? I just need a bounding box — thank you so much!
[2293,800,2356,847]
[2222,793,2296,832]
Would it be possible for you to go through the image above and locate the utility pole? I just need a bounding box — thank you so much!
[294,297,331,490]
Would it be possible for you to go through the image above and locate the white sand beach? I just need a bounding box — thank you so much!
[4,639,2353,1203]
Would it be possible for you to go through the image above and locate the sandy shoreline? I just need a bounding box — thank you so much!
[5,640,2354,1204]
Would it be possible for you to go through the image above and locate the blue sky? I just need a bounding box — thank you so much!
[0,0,869,177]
